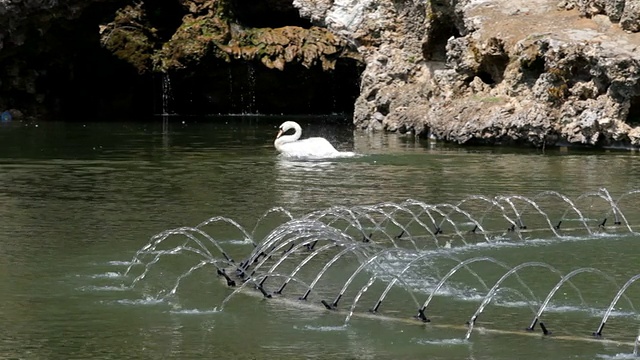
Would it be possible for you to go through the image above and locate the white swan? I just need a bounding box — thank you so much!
[274,121,354,158]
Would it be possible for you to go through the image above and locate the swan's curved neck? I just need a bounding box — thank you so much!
[274,123,302,150]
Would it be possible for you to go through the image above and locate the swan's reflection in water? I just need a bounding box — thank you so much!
[276,158,338,173]
[274,158,352,212]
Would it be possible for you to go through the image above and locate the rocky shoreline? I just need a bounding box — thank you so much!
[305,0,640,148]
[3,0,640,148]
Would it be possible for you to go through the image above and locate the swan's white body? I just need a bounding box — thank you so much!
[274,121,354,158]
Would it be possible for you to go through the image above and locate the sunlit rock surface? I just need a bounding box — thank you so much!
[293,0,640,148]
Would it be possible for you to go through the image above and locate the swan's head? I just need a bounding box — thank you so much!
[276,121,301,139]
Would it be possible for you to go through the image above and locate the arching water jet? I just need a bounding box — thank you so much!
[417,257,540,323]
[464,262,576,340]
[299,242,384,301]
[594,273,640,337]
[195,216,256,246]
[527,267,635,333]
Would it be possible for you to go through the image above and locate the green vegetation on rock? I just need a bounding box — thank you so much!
[100,0,360,73]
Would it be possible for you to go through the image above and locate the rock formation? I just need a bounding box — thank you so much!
[295,0,640,148]
[3,0,640,148]
[0,0,363,119]
[98,1,360,73]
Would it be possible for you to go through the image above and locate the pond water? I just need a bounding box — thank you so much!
[1,116,640,359]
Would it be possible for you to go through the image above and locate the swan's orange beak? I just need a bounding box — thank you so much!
[276,129,283,138]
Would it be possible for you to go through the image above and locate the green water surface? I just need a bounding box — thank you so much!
[1,117,639,360]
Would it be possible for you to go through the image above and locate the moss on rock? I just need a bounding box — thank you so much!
[99,3,157,73]
[100,0,360,74]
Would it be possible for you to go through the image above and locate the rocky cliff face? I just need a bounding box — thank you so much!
[3,0,640,149]
[0,0,363,119]
[295,0,640,148]
[96,0,364,115]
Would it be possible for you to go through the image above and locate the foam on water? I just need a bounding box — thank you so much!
[169,308,221,315]
[294,324,348,332]
[490,301,636,318]
[108,260,138,266]
[414,338,469,346]
[277,151,359,161]
[90,272,123,279]
[116,297,164,306]
[79,285,128,292]
[596,353,639,359]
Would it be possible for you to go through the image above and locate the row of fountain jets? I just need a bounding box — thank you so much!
[114,188,640,352]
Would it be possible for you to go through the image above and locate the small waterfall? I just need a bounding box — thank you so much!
[231,63,259,115]
[228,67,235,113]
[161,73,174,116]
[245,64,257,115]
[161,73,174,136]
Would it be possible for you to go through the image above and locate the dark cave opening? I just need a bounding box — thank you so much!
[229,0,313,28]
[521,56,546,86]
[0,0,157,121]
[477,71,495,85]
[477,54,509,85]
[422,17,461,62]
[627,95,640,125]
[40,2,157,120]
[146,0,188,41]
[166,58,364,116]
[568,57,593,85]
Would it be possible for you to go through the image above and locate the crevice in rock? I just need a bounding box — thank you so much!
[376,102,390,116]
[520,55,545,86]
[145,0,188,42]
[422,19,460,61]
[229,0,312,28]
[476,71,495,85]
[366,88,379,102]
[477,53,509,85]
[567,56,592,86]
[627,95,640,125]
[422,1,462,62]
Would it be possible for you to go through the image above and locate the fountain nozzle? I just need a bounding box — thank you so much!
[321,300,336,310]
[539,322,551,336]
[370,300,382,313]
[284,243,295,254]
[526,318,538,332]
[415,308,430,323]
[217,269,236,287]
[256,285,272,298]
[598,218,607,229]
[593,322,605,337]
